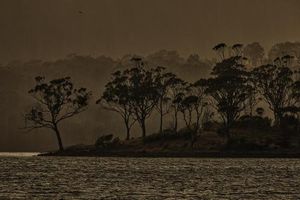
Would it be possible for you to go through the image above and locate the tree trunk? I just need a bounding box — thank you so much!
[249,96,254,117]
[125,123,130,140]
[223,124,230,140]
[188,110,192,128]
[159,99,163,134]
[174,111,178,133]
[141,119,146,138]
[124,117,131,140]
[196,117,200,134]
[224,115,232,140]
[274,109,282,127]
[54,126,64,151]
[183,112,189,128]
[195,109,201,133]
[159,111,163,134]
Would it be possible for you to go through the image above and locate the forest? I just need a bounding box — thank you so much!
[24,42,300,155]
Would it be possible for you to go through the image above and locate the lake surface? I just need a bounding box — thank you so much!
[0,154,300,199]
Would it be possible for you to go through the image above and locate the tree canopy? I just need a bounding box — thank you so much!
[25,76,91,150]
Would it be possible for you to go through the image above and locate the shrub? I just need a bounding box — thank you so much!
[112,137,121,145]
[143,127,194,143]
[225,137,269,151]
[280,115,299,133]
[234,115,272,131]
[203,121,221,131]
[95,134,114,147]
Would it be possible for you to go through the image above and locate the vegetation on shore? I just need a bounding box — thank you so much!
[25,42,300,155]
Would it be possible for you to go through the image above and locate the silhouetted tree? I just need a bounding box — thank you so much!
[126,58,159,138]
[213,43,227,60]
[153,67,178,134]
[292,80,300,104]
[97,70,136,140]
[205,51,252,138]
[190,80,207,132]
[177,83,207,133]
[24,76,91,151]
[232,44,243,56]
[290,79,300,122]
[179,95,194,130]
[244,71,259,116]
[169,78,186,132]
[252,56,294,126]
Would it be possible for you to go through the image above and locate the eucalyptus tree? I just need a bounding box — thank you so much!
[153,67,178,134]
[97,70,136,140]
[232,44,243,56]
[24,76,91,151]
[176,82,205,132]
[285,76,300,120]
[125,58,160,138]
[252,55,294,126]
[293,80,300,113]
[190,80,207,132]
[169,78,186,132]
[213,43,227,60]
[179,94,195,130]
[205,46,252,138]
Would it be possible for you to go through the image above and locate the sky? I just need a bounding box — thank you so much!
[0,0,299,63]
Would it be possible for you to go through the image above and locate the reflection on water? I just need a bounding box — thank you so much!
[0,156,300,199]
[0,152,39,157]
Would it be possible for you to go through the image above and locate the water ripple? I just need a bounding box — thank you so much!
[0,157,300,199]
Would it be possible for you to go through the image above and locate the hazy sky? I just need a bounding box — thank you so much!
[0,0,299,63]
[0,0,299,151]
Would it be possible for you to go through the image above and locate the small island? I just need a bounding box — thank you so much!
[23,43,299,158]
[40,119,300,158]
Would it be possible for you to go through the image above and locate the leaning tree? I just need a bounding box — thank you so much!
[24,76,91,151]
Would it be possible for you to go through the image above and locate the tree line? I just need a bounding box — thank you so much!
[24,43,300,151]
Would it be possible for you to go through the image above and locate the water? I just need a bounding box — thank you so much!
[0,155,300,199]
